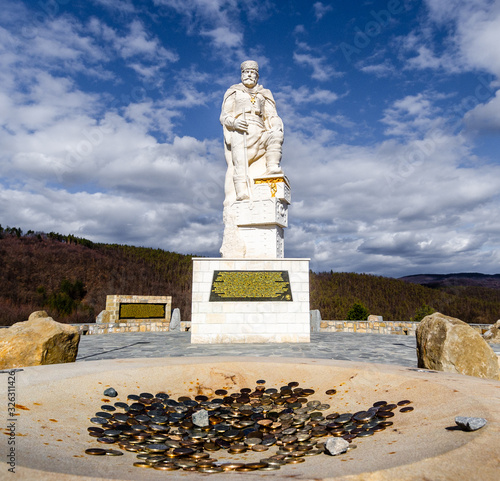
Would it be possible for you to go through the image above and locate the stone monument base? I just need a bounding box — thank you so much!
[191,258,310,343]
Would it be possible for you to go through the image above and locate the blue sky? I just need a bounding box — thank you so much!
[1,0,500,277]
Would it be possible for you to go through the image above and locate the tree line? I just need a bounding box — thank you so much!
[0,228,498,326]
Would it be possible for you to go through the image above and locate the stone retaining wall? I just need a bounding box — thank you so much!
[73,321,190,335]
[319,320,492,336]
[71,320,492,336]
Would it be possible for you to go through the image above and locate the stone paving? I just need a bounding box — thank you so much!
[76,332,419,367]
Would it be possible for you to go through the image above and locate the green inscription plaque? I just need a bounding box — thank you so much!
[119,303,166,320]
[209,270,293,302]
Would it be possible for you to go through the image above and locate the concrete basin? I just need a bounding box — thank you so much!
[1,357,498,480]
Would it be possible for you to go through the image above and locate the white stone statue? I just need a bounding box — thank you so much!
[220,60,289,259]
[220,60,284,204]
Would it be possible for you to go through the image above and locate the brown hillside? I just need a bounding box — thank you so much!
[1,231,499,326]
[0,234,192,326]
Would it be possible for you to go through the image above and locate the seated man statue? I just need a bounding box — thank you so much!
[220,60,284,203]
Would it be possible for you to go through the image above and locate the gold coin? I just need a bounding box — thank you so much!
[154,464,180,471]
[220,463,245,471]
[133,462,153,468]
[286,456,305,464]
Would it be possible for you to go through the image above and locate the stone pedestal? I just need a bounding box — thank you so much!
[191,258,310,343]
[221,175,290,259]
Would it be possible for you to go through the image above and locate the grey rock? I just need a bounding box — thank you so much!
[104,387,118,398]
[96,310,111,324]
[310,310,322,333]
[192,409,209,427]
[483,320,500,344]
[169,308,181,332]
[455,416,487,431]
[325,437,349,456]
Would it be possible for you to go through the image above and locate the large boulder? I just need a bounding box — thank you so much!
[483,320,500,344]
[0,312,80,369]
[416,312,499,380]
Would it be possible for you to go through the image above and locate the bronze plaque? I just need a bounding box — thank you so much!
[209,270,293,302]
[119,303,166,319]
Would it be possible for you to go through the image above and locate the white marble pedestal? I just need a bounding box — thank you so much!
[191,258,310,343]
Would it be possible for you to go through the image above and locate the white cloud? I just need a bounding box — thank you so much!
[464,90,500,132]
[381,92,447,138]
[277,85,339,106]
[200,26,243,49]
[401,0,500,76]
[313,2,333,21]
[293,52,341,81]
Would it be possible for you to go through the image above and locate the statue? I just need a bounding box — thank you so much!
[220,60,284,204]
[219,61,288,258]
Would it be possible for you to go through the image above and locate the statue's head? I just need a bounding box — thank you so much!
[240,60,259,88]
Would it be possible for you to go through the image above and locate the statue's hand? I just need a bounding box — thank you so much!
[234,119,249,133]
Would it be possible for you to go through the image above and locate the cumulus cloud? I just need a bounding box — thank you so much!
[1,0,499,278]
[293,52,342,81]
[313,2,333,21]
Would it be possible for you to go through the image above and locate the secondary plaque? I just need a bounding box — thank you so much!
[210,270,293,302]
[119,303,166,320]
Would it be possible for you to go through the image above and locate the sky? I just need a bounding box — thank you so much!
[1,0,500,277]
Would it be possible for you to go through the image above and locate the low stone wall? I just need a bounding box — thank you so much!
[319,320,492,336]
[71,320,492,336]
[73,321,190,335]
[320,320,418,335]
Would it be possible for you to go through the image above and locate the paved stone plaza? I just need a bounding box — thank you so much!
[76,332,420,366]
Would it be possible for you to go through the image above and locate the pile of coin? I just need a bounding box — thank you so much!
[84,380,413,473]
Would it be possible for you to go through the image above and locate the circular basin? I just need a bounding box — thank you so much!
[2,357,499,480]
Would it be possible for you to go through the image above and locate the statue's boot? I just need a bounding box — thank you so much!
[235,181,249,201]
[265,152,283,175]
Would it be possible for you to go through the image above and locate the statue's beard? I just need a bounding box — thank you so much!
[242,79,257,89]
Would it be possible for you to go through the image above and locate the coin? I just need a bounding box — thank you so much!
[252,444,269,452]
[397,400,411,406]
[198,466,224,473]
[220,462,245,471]
[133,461,153,468]
[154,464,180,471]
[286,456,305,464]
[104,449,123,456]
[400,406,414,413]
[325,389,337,395]
[85,448,107,456]
[377,411,395,419]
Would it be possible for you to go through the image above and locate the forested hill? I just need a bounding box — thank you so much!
[1,228,499,326]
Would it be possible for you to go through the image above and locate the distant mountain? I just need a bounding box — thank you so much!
[399,273,500,290]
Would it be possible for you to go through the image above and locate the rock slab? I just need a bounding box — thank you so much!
[0,312,80,369]
[416,312,499,380]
